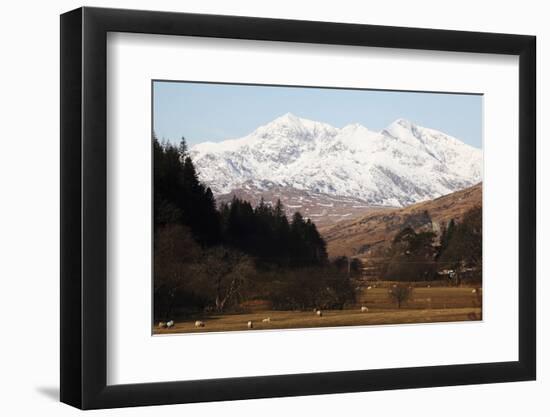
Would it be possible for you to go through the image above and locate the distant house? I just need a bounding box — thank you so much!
[437,266,479,285]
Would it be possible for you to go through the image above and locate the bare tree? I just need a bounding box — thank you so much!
[388,283,413,309]
[153,224,201,319]
[200,247,255,312]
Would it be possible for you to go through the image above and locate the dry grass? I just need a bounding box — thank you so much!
[154,285,482,335]
[358,285,481,310]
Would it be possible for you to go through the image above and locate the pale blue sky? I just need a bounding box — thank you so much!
[153,81,482,148]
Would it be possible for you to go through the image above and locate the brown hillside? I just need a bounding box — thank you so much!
[319,183,482,258]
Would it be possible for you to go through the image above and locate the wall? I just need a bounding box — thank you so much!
[0,0,545,415]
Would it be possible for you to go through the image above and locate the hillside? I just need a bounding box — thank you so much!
[215,185,391,227]
[319,183,482,258]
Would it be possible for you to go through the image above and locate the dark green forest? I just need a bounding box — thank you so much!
[153,137,357,320]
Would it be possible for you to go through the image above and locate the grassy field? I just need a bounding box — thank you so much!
[154,284,482,335]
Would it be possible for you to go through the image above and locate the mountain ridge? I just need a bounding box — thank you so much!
[190,113,482,208]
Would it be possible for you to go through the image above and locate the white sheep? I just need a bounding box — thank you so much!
[471,289,477,294]
[367,286,372,290]
[247,321,254,329]
[194,320,205,328]
[158,321,167,329]
[361,306,369,313]
[262,317,271,323]
[316,310,323,317]
[166,320,174,328]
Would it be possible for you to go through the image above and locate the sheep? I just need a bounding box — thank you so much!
[367,286,372,290]
[316,310,323,317]
[166,320,174,328]
[158,321,167,329]
[471,288,477,294]
[262,317,271,323]
[194,320,205,328]
[361,306,369,313]
[247,321,254,329]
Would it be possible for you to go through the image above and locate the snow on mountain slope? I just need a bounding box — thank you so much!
[190,113,482,207]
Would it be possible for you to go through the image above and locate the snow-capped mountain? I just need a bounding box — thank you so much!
[190,113,482,208]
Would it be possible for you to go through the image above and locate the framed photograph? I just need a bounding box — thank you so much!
[60,6,536,409]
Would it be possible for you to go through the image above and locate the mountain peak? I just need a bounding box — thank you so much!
[270,112,303,126]
[253,113,337,141]
[381,119,423,143]
[280,112,300,120]
[388,118,417,130]
[190,115,482,207]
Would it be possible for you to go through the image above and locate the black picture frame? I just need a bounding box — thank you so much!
[60,6,536,410]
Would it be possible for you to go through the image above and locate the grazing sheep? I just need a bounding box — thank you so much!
[166,320,174,328]
[158,321,167,329]
[367,286,372,290]
[262,317,271,323]
[194,320,205,328]
[316,310,323,317]
[247,321,254,329]
[361,306,369,313]
[471,288,477,294]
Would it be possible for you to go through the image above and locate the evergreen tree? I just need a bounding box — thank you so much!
[439,219,456,255]
[152,134,221,246]
[384,227,437,281]
[178,136,188,162]
[438,207,482,275]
